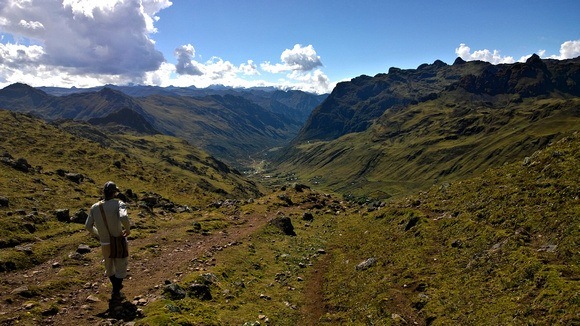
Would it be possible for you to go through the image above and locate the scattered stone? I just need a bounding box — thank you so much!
[269,216,296,236]
[277,194,293,206]
[52,262,61,268]
[86,295,101,303]
[15,245,33,254]
[242,322,261,326]
[55,209,70,222]
[259,294,271,300]
[76,244,91,254]
[11,286,35,297]
[64,173,84,183]
[41,306,59,316]
[188,283,212,301]
[356,257,377,271]
[523,156,531,166]
[317,249,326,255]
[451,240,463,248]
[302,211,314,221]
[13,158,32,173]
[292,183,310,192]
[70,209,88,224]
[391,313,407,324]
[404,216,420,231]
[163,283,186,300]
[538,244,557,252]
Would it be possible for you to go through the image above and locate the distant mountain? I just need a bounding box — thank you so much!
[273,55,580,198]
[0,84,326,167]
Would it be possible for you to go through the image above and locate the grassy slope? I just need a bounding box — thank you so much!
[0,110,261,271]
[145,132,578,325]
[320,131,579,325]
[273,94,580,199]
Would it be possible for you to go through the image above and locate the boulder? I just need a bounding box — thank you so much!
[269,216,296,236]
[188,283,212,301]
[302,211,314,222]
[70,209,88,224]
[13,158,32,173]
[164,283,186,300]
[0,196,8,207]
[76,244,91,254]
[65,173,84,183]
[55,209,70,222]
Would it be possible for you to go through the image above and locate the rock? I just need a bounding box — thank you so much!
[317,249,326,255]
[269,216,296,236]
[86,295,101,303]
[70,209,88,224]
[451,240,463,248]
[23,222,36,233]
[52,262,61,268]
[64,173,84,183]
[55,209,70,222]
[15,245,33,254]
[188,283,212,300]
[163,283,186,300]
[277,194,293,206]
[13,158,32,173]
[292,183,310,192]
[0,196,8,207]
[11,286,33,297]
[356,257,377,271]
[302,211,314,222]
[391,313,407,324]
[260,294,272,300]
[538,244,557,252]
[404,216,420,231]
[76,244,91,254]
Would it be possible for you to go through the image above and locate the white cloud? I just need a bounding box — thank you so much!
[0,2,331,94]
[18,19,44,30]
[546,40,580,60]
[0,0,170,85]
[174,44,203,76]
[455,43,515,64]
[261,44,323,73]
[455,40,580,65]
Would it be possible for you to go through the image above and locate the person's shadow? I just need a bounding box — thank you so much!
[96,296,139,321]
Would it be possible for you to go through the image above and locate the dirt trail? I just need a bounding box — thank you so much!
[0,212,269,325]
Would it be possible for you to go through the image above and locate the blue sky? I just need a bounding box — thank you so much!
[0,0,578,93]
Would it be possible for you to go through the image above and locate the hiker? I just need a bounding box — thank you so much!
[85,181,131,300]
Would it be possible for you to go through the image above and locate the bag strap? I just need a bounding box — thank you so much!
[98,202,112,236]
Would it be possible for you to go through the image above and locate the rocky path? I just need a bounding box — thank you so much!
[1,212,270,325]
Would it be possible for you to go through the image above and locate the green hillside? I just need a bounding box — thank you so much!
[0,110,261,272]
[273,56,580,199]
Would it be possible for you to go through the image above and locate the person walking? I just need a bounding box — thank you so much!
[85,181,131,300]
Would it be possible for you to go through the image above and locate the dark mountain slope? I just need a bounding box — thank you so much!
[0,83,51,110]
[88,107,159,134]
[136,94,302,165]
[273,55,580,198]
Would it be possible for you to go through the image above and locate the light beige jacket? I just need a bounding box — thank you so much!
[85,199,130,245]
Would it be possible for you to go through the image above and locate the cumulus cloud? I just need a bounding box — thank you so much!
[455,43,515,64]
[174,44,203,76]
[0,0,170,85]
[546,40,580,60]
[261,44,322,73]
[455,40,580,65]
